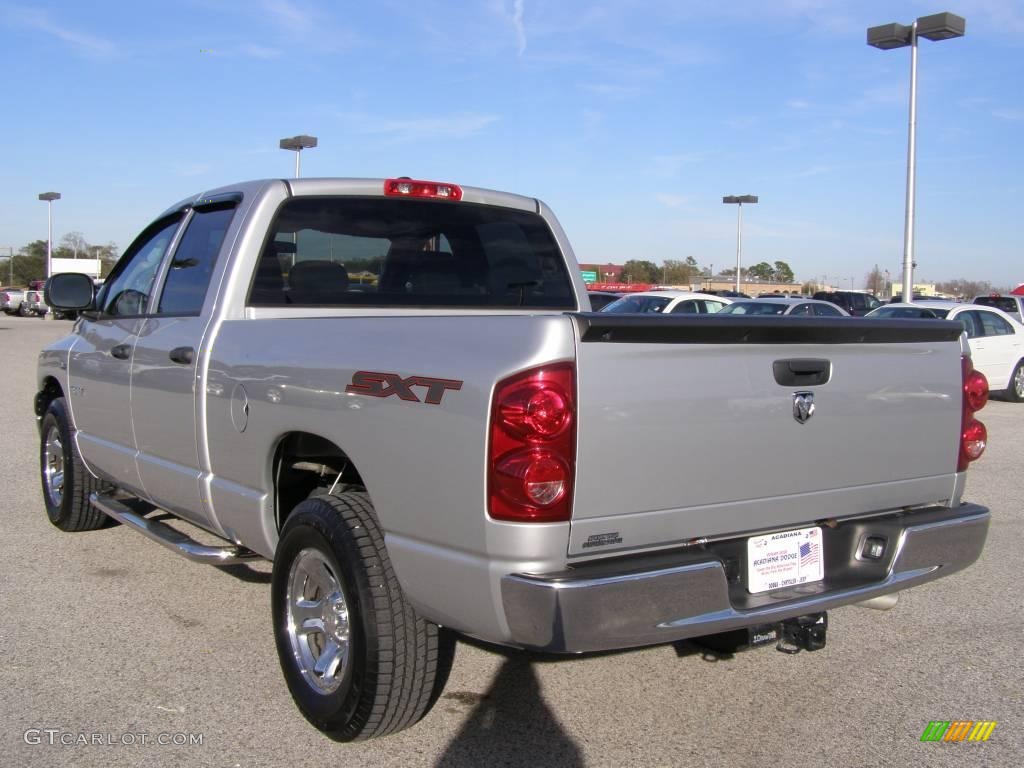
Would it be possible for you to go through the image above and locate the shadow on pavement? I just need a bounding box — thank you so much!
[435,653,584,768]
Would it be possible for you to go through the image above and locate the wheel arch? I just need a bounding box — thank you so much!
[270,430,368,533]
[34,376,65,423]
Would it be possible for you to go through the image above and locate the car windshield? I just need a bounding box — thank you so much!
[718,301,787,315]
[601,295,671,313]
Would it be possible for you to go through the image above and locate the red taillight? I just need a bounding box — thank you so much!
[489,363,575,522]
[958,356,989,471]
[383,178,463,201]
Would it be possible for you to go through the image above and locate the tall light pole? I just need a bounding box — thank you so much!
[868,12,965,303]
[38,192,61,281]
[279,135,318,178]
[2,246,14,285]
[723,195,758,294]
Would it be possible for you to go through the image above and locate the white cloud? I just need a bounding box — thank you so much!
[4,7,114,56]
[794,164,833,178]
[992,108,1024,121]
[176,163,210,177]
[238,43,282,59]
[491,0,526,55]
[655,193,690,210]
[786,99,810,110]
[262,0,314,34]
[652,152,705,177]
[342,112,500,143]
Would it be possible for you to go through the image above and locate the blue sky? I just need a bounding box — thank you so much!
[1,0,1022,288]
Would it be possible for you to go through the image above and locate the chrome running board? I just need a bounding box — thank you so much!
[90,493,261,564]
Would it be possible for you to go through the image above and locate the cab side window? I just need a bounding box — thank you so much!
[99,218,181,317]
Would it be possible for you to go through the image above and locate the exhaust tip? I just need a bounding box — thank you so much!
[855,593,899,611]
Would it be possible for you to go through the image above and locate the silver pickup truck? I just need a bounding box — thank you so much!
[38,178,991,741]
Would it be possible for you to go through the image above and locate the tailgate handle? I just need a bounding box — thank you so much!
[773,359,831,387]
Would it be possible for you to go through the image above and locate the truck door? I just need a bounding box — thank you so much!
[131,201,238,527]
[68,216,184,493]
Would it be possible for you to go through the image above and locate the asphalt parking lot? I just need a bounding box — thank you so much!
[1,314,1020,768]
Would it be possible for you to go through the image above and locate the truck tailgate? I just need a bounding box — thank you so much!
[568,314,965,557]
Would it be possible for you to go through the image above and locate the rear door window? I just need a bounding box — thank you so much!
[158,205,236,315]
[248,197,576,309]
[977,310,1014,337]
[670,300,699,314]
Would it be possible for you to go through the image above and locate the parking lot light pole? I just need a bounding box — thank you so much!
[868,12,965,303]
[38,192,61,281]
[723,195,758,294]
[279,135,318,178]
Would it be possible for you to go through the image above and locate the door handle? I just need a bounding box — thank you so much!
[110,344,131,360]
[773,358,831,387]
[169,346,195,365]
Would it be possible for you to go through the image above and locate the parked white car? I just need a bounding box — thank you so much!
[867,301,1024,401]
[599,290,732,314]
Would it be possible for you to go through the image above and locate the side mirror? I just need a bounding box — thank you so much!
[45,273,96,310]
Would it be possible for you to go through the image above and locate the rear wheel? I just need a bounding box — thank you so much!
[271,492,453,740]
[39,398,111,531]
[1009,360,1024,402]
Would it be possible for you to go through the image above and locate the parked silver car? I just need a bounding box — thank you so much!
[1,288,26,315]
[23,290,49,316]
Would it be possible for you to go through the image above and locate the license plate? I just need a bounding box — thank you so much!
[747,526,824,594]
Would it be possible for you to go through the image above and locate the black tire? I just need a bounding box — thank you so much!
[39,398,111,531]
[271,492,453,740]
[1008,360,1024,403]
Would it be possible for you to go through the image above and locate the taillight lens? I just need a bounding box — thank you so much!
[958,356,989,471]
[383,178,463,201]
[961,420,987,462]
[489,364,575,522]
[964,369,988,412]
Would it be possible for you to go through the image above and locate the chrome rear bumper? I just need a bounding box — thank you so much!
[501,503,989,653]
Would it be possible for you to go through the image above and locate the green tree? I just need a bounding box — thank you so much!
[661,259,697,285]
[10,240,48,284]
[620,259,660,283]
[748,262,774,280]
[773,261,794,283]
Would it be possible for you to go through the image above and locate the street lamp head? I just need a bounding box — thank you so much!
[38,192,61,202]
[867,22,912,49]
[279,135,318,151]
[723,195,758,204]
[916,12,966,41]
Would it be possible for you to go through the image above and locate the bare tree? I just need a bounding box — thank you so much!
[865,265,886,296]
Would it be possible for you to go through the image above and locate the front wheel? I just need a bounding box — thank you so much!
[1008,360,1024,402]
[39,398,111,531]
[271,492,453,740]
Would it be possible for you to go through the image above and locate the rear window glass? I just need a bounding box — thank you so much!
[974,296,1019,313]
[719,301,787,315]
[602,295,671,313]
[248,197,576,309]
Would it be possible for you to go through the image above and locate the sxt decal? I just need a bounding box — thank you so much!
[346,371,463,405]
